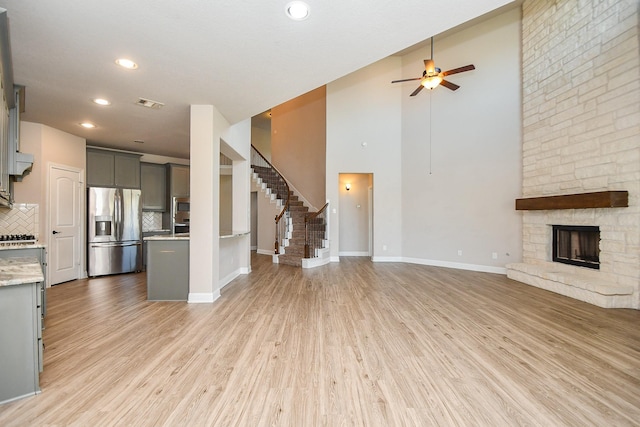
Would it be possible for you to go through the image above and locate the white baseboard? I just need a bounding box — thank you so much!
[302,256,331,269]
[188,291,220,303]
[220,268,249,289]
[257,249,274,256]
[371,256,402,262]
[330,256,340,262]
[401,257,507,275]
[339,251,370,257]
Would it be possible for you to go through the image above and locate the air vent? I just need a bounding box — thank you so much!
[136,98,164,109]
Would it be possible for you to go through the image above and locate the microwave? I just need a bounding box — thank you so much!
[172,197,190,232]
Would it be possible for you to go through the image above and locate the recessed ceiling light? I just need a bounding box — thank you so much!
[285,1,309,20]
[115,58,138,69]
[80,122,96,129]
[92,98,111,106]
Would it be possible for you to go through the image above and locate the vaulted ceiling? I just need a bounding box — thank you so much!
[0,0,513,158]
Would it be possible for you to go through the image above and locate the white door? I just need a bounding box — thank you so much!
[49,165,82,285]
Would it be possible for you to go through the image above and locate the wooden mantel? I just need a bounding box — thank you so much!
[515,191,628,210]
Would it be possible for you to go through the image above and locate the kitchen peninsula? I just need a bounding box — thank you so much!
[145,231,249,301]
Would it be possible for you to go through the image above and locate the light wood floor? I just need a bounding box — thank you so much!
[1,254,639,426]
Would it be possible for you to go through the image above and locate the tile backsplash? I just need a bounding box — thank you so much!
[142,211,163,231]
[1,205,165,237]
[0,204,39,238]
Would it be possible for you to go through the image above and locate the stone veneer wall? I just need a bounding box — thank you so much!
[509,0,640,308]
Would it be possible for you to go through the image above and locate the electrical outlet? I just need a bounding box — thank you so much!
[383,245,387,251]
[457,250,463,256]
[492,252,498,259]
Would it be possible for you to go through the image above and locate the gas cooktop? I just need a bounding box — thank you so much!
[0,234,37,246]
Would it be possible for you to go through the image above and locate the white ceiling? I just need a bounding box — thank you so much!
[0,0,513,159]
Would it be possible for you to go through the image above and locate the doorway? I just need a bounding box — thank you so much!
[48,164,83,285]
[338,173,373,257]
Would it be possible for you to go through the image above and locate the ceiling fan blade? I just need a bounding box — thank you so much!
[440,80,460,91]
[442,64,475,77]
[391,77,422,83]
[410,85,425,96]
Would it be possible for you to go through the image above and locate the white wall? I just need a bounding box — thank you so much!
[400,8,522,272]
[326,57,403,261]
[327,7,522,271]
[190,107,252,302]
[251,125,272,162]
[13,122,86,269]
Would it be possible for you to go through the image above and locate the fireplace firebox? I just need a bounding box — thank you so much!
[552,225,600,269]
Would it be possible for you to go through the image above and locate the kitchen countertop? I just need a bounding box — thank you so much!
[220,231,251,239]
[144,231,250,241]
[0,257,45,287]
[0,244,47,251]
[142,229,172,234]
[144,233,190,241]
[144,230,251,241]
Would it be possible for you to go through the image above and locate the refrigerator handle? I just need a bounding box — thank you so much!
[90,242,142,248]
[114,190,120,240]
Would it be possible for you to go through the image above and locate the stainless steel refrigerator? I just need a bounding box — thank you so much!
[87,187,142,277]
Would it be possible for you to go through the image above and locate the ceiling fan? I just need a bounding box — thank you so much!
[391,37,475,96]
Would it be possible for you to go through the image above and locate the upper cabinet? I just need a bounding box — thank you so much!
[114,154,140,188]
[0,9,34,206]
[86,148,141,188]
[166,163,189,198]
[141,162,166,211]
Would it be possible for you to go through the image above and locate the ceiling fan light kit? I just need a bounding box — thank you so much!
[421,75,443,90]
[392,37,475,96]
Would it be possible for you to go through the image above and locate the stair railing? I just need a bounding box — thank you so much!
[250,145,290,254]
[304,202,329,258]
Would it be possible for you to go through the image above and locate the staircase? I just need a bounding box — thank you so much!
[250,144,329,268]
[251,165,310,266]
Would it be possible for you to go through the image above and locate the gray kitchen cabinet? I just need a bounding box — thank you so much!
[0,247,47,316]
[86,148,141,188]
[166,164,189,197]
[141,162,166,211]
[0,257,44,403]
[146,238,189,300]
[0,267,43,404]
[86,148,115,187]
[142,229,172,271]
[114,154,141,188]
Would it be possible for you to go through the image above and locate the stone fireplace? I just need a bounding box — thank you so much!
[507,0,639,309]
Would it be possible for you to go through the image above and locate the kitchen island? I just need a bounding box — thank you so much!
[145,233,189,301]
[0,257,45,404]
[145,231,250,301]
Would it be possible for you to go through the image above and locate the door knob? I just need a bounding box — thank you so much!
[52,230,60,234]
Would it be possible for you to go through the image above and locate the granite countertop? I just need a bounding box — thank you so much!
[144,233,190,241]
[0,244,47,251]
[142,229,172,234]
[220,230,251,239]
[0,257,45,287]
[144,231,250,241]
